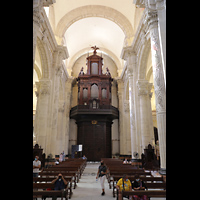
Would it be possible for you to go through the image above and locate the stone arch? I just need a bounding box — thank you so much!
[36,38,50,79]
[55,5,134,41]
[138,38,151,80]
[70,47,122,72]
[146,67,153,81]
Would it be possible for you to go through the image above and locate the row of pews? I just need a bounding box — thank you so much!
[102,158,166,200]
[33,158,87,200]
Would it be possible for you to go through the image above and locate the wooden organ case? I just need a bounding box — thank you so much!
[70,46,119,161]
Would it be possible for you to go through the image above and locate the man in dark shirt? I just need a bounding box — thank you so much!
[52,173,68,190]
[51,174,68,200]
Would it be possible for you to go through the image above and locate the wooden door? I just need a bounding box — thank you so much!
[77,120,111,161]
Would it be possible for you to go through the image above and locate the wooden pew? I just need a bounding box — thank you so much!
[33,177,73,199]
[112,176,166,197]
[42,168,81,182]
[108,171,152,189]
[120,190,166,200]
[33,182,69,200]
[42,158,87,181]
[102,158,149,188]
[39,172,77,189]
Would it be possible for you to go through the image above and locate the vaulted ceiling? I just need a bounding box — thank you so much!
[45,0,144,77]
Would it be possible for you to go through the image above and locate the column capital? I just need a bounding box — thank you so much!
[33,8,43,27]
[133,0,166,10]
[43,0,56,7]
[121,46,137,65]
[144,9,158,31]
[127,67,134,78]
[137,80,149,96]
[35,79,51,96]
[55,66,63,77]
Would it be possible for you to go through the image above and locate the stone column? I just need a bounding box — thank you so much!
[50,67,61,156]
[122,49,141,158]
[127,68,138,158]
[56,100,65,154]
[34,78,51,153]
[63,78,73,155]
[147,83,155,147]
[117,79,125,155]
[137,80,152,151]
[156,0,166,86]
[146,10,166,172]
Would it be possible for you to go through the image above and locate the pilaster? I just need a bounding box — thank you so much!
[117,79,125,155]
[34,78,51,154]
[137,80,152,151]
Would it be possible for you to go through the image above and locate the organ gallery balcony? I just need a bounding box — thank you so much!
[70,103,119,120]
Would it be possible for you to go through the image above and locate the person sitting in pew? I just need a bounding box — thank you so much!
[132,174,147,200]
[123,158,128,164]
[116,174,133,200]
[51,174,68,200]
[52,173,68,190]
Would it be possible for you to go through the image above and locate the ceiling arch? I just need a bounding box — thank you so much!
[63,17,125,76]
[55,5,134,42]
[66,46,122,72]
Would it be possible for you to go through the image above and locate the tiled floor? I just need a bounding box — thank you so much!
[36,162,166,200]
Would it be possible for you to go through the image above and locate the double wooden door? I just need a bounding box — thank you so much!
[77,120,112,161]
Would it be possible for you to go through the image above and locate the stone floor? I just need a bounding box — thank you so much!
[36,162,166,200]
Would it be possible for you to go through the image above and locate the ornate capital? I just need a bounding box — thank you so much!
[133,0,146,8]
[43,0,56,7]
[33,8,42,27]
[137,80,149,96]
[55,66,63,77]
[144,9,158,31]
[35,79,51,96]
[127,67,134,78]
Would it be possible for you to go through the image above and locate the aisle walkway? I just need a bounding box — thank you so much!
[72,162,113,200]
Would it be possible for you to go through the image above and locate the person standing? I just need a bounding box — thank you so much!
[33,155,41,177]
[59,153,63,162]
[96,160,108,196]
